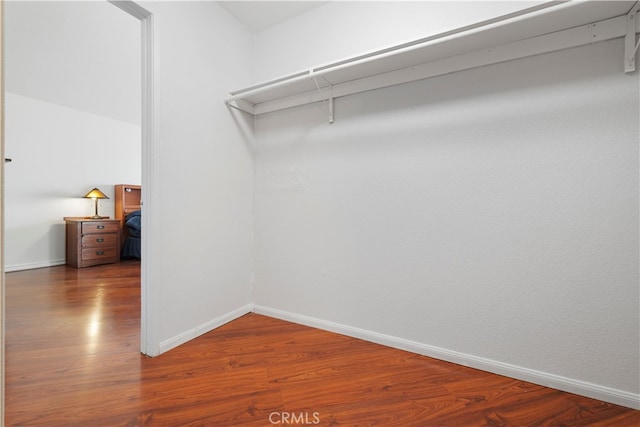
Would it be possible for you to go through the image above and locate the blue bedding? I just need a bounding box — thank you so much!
[121,210,141,259]
[125,210,141,237]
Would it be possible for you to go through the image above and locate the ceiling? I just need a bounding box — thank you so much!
[218,1,329,32]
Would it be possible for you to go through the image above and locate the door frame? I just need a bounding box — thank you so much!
[108,0,156,356]
[1,1,6,423]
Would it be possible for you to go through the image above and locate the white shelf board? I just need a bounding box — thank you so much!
[226,1,639,116]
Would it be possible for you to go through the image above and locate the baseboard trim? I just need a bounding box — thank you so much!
[4,260,66,272]
[158,304,252,354]
[253,305,640,410]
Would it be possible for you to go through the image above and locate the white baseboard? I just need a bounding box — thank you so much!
[253,304,640,410]
[4,259,66,272]
[158,304,252,354]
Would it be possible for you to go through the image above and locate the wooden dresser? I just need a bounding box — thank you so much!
[65,218,120,268]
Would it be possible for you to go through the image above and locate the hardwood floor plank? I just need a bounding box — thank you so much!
[5,262,639,426]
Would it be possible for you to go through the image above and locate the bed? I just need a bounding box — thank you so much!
[114,184,142,259]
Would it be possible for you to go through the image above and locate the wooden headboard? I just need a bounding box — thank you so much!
[114,184,141,244]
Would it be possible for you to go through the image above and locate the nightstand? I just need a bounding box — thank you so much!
[64,218,121,268]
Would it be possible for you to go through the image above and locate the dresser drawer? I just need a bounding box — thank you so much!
[81,247,119,262]
[82,221,119,234]
[81,233,119,248]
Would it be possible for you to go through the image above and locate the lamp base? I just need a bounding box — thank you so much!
[85,215,109,219]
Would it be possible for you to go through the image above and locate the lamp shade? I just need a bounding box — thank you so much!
[83,188,109,199]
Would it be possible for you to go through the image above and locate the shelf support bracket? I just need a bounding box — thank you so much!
[226,99,255,116]
[624,2,640,73]
[328,90,335,124]
[312,76,335,124]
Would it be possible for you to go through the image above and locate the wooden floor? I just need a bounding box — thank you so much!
[5,262,639,426]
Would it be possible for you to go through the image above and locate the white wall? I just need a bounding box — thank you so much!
[4,1,141,271]
[139,1,255,354]
[252,3,639,408]
[5,1,140,125]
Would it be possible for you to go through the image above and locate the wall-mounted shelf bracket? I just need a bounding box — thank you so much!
[624,2,640,73]
[328,94,334,124]
[227,98,255,115]
[312,76,334,124]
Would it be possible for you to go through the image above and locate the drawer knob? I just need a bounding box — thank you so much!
[96,251,105,256]
[96,238,104,243]
[97,225,105,229]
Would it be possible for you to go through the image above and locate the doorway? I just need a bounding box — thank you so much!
[1,0,155,369]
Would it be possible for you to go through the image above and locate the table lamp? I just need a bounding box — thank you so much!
[83,187,109,219]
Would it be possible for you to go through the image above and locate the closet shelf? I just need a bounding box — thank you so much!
[226,1,640,119]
